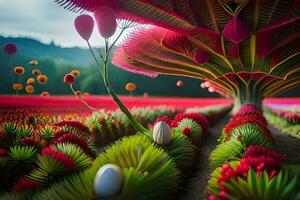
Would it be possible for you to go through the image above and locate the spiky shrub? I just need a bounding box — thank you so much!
[52,0,298,112]
[0,146,37,191]
[176,118,203,145]
[164,130,194,171]
[208,146,299,199]
[221,104,273,143]
[31,135,180,200]
[210,139,245,168]
[28,143,92,186]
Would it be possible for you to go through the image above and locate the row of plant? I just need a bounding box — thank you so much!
[207,104,300,199]
[264,106,300,140]
[0,104,230,199]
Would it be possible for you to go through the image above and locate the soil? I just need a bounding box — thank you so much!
[180,115,231,200]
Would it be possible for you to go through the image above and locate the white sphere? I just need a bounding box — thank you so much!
[94,164,123,198]
[152,121,172,145]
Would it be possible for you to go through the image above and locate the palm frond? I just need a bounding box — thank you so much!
[210,139,245,167]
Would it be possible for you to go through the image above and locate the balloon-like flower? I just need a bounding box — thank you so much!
[29,60,38,66]
[70,69,80,77]
[176,80,184,87]
[64,74,75,84]
[25,85,35,94]
[37,74,48,85]
[32,69,41,76]
[3,43,17,55]
[26,78,35,84]
[94,6,117,38]
[13,83,23,91]
[40,91,50,96]
[74,15,94,41]
[125,82,136,92]
[13,66,25,76]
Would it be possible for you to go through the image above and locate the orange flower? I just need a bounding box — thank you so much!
[25,85,35,94]
[37,74,48,84]
[26,78,35,84]
[13,66,25,76]
[13,83,23,90]
[70,69,80,77]
[125,82,136,91]
[29,60,38,66]
[40,91,50,96]
[75,90,81,96]
[83,92,90,97]
[32,69,41,76]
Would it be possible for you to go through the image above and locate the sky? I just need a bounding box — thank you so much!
[0,0,128,48]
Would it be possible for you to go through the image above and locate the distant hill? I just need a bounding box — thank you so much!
[0,36,299,97]
[0,36,93,67]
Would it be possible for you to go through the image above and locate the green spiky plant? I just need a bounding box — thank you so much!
[31,135,180,200]
[55,0,300,112]
[29,143,92,186]
[176,118,203,145]
[211,124,272,167]
[210,139,245,167]
[209,169,300,200]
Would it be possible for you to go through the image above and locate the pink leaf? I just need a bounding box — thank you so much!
[222,16,251,44]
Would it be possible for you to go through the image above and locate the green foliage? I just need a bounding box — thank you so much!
[32,135,180,200]
[29,143,92,185]
[177,118,203,141]
[225,170,299,200]
[210,139,245,167]
[230,124,272,149]
[164,131,194,170]
[9,146,37,163]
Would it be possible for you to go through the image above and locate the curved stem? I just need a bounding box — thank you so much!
[9,57,15,95]
[102,39,150,137]
[69,84,97,111]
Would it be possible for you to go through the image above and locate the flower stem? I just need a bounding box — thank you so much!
[69,84,97,111]
[101,38,150,137]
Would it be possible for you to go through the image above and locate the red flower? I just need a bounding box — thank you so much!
[0,148,7,157]
[74,14,94,41]
[42,147,76,171]
[173,113,209,134]
[182,127,192,136]
[153,116,172,126]
[11,177,38,193]
[3,43,17,55]
[20,137,38,147]
[222,16,251,44]
[193,50,210,65]
[63,74,75,84]
[54,133,95,158]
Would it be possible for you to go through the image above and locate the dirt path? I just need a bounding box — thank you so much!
[180,115,231,200]
[269,125,300,164]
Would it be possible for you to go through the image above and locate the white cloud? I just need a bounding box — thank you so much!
[0,0,129,48]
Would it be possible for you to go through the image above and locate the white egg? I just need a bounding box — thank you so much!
[94,164,123,198]
[152,121,172,145]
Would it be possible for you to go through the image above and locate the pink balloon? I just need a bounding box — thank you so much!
[74,15,94,41]
[94,6,117,38]
[3,43,17,55]
[176,80,184,87]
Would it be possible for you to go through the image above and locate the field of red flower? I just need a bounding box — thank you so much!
[1,96,299,115]
[0,96,232,115]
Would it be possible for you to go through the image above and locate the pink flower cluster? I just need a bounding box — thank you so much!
[214,146,285,199]
[223,104,274,143]
[272,109,300,125]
